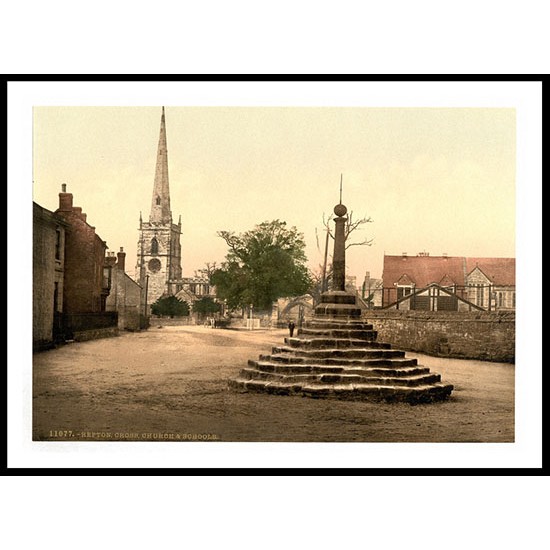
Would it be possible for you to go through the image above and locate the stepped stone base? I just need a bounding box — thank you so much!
[230,295,453,404]
[314,290,362,317]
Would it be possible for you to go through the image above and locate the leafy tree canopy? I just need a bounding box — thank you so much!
[151,295,190,317]
[211,220,312,311]
[192,296,221,315]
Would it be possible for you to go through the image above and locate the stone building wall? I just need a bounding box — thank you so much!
[136,222,182,304]
[106,249,143,331]
[364,310,515,363]
[115,274,143,330]
[33,203,67,350]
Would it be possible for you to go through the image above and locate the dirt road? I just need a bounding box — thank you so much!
[32,325,514,442]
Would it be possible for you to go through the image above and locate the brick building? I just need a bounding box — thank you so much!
[55,184,111,313]
[381,253,515,311]
[33,202,68,350]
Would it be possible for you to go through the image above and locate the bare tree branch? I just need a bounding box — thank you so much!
[345,237,374,250]
[322,212,335,240]
[344,211,373,240]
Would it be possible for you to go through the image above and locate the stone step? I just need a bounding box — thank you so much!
[284,336,379,349]
[297,328,376,339]
[239,368,441,387]
[314,304,362,317]
[257,354,419,368]
[228,378,454,404]
[247,360,430,377]
[317,292,357,305]
[307,318,373,326]
[308,316,369,326]
[271,346,404,359]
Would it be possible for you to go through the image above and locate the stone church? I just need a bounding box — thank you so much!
[135,108,216,309]
[136,107,184,305]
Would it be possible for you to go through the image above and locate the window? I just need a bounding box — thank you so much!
[156,196,161,205]
[148,258,161,273]
[150,238,159,255]
[476,284,484,307]
[397,286,413,299]
[55,228,61,260]
[102,266,112,290]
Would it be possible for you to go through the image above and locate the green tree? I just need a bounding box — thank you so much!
[192,296,221,315]
[151,295,190,317]
[211,220,312,311]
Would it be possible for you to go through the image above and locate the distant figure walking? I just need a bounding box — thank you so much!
[288,320,296,338]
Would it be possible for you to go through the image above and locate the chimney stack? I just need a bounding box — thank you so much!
[117,247,126,272]
[58,183,73,211]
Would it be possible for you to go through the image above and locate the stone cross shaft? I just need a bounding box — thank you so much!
[332,203,348,291]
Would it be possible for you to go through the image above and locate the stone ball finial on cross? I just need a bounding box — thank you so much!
[334,203,347,217]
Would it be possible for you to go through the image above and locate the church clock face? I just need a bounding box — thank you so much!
[148,258,161,273]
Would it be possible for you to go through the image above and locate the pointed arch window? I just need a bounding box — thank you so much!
[150,237,159,255]
[156,196,161,206]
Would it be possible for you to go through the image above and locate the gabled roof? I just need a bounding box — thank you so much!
[383,255,515,288]
[383,255,465,288]
[466,258,515,285]
[396,273,416,285]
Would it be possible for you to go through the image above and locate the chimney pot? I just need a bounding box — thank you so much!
[117,247,126,272]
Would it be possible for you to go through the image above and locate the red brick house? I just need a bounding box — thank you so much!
[46,184,118,341]
[54,184,111,313]
[381,253,515,311]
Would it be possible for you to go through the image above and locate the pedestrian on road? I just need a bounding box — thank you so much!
[288,320,295,338]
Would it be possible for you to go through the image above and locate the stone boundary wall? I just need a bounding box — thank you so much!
[363,310,515,363]
[65,311,118,332]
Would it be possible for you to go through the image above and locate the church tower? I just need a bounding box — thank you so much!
[136,107,183,305]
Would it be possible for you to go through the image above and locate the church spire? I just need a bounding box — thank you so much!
[149,106,172,224]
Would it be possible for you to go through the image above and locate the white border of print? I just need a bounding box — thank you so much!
[8,79,542,470]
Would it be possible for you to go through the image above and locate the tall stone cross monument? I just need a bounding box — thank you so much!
[315,182,362,317]
[230,178,454,403]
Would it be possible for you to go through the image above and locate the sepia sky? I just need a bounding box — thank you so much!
[32,104,516,283]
